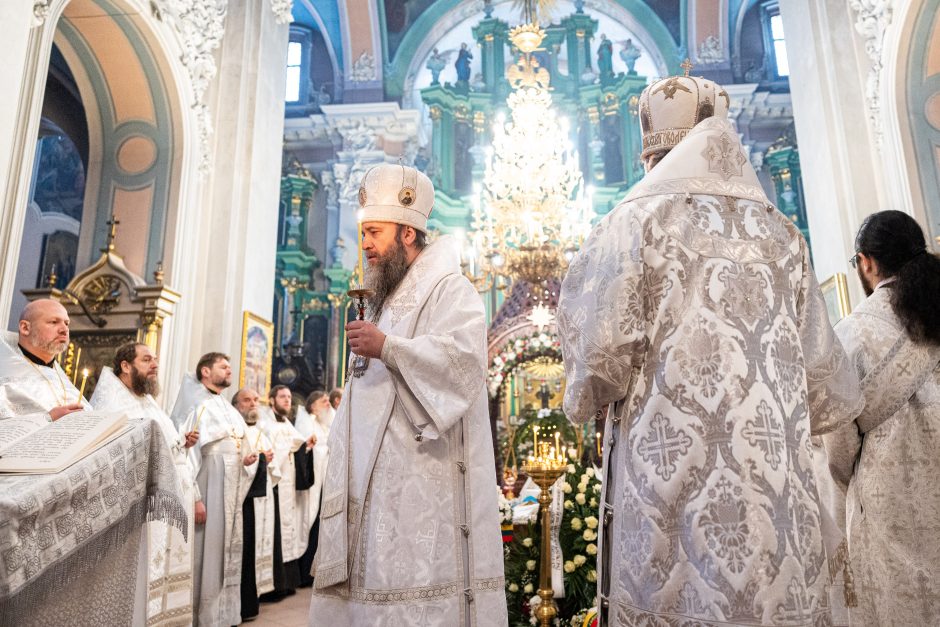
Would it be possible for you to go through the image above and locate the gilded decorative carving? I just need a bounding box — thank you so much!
[80,276,123,314]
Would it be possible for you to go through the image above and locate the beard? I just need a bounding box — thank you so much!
[858,267,874,296]
[211,373,231,390]
[366,239,411,318]
[274,404,292,422]
[244,409,260,425]
[130,368,160,397]
[29,335,68,356]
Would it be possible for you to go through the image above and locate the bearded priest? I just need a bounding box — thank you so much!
[309,164,506,626]
[171,353,258,626]
[0,298,90,421]
[90,342,200,626]
[557,69,863,625]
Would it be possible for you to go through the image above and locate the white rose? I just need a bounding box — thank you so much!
[577,482,588,494]
[573,554,587,566]
[587,569,597,582]
[568,447,578,460]
[526,560,536,571]
[586,468,595,478]
[564,500,573,509]
[523,537,533,547]
[586,543,598,555]
[590,498,597,507]
[593,483,601,493]
[583,528,596,541]
[509,583,519,592]
[585,515,599,529]
[580,473,590,485]
[567,464,576,473]
[570,517,583,530]
[562,482,573,493]
[564,560,575,573]
[524,583,533,594]
[575,493,586,505]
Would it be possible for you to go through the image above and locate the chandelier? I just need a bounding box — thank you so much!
[459,16,593,291]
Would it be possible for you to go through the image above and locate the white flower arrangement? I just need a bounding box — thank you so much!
[586,543,597,555]
[564,499,573,509]
[587,569,597,582]
[526,559,537,571]
[509,583,519,592]
[582,528,597,541]
[524,583,533,594]
[573,554,587,567]
[523,537,533,547]
[575,493,586,505]
[562,482,573,493]
[585,515,598,529]
[570,517,583,530]
[564,560,576,573]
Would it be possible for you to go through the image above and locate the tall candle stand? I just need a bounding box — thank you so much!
[523,442,568,627]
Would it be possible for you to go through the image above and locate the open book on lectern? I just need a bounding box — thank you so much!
[0,411,130,474]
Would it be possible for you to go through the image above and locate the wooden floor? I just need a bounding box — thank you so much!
[245,586,312,626]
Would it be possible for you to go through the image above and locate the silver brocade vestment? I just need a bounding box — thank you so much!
[558,117,862,626]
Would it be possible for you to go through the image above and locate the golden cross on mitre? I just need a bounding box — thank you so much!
[680,58,693,77]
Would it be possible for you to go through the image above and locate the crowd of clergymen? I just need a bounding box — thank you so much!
[0,309,337,626]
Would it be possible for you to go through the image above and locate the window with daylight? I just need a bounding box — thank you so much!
[286,41,302,102]
[770,13,789,77]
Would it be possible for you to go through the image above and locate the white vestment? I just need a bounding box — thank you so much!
[172,375,256,626]
[309,236,507,626]
[0,332,90,421]
[294,406,332,537]
[245,424,277,596]
[90,367,197,626]
[259,409,307,561]
[558,117,862,626]
[823,285,940,625]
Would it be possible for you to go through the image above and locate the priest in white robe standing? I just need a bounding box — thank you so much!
[309,164,506,626]
[90,342,200,626]
[171,352,257,626]
[557,69,863,625]
[295,390,334,586]
[823,211,940,625]
[0,298,89,421]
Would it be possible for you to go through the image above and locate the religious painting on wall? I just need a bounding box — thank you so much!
[239,311,274,399]
[820,272,851,326]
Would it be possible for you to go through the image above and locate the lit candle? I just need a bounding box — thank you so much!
[595,432,602,458]
[254,429,263,451]
[561,446,567,461]
[356,221,365,286]
[78,368,89,400]
[533,425,539,456]
[193,405,206,431]
[549,446,555,461]
[554,431,560,455]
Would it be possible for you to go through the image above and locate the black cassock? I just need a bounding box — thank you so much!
[240,456,268,621]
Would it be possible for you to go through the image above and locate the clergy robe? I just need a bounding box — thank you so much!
[309,235,507,627]
[557,117,862,626]
[822,284,940,625]
[90,367,198,626]
[294,406,332,585]
[260,411,307,562]
[0,332,90,421]
[173,376,256,626]
[245,423,277,598]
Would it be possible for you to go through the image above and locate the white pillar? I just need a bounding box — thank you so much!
[780,0,887,305]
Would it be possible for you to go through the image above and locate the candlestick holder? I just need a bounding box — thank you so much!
[522,443,568,627]
[347,285,375,378]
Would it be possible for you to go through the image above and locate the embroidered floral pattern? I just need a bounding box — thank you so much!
[699,477,753,574]
[674,319,727,398]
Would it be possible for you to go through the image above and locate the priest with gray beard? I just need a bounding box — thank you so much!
[0,298,90,422]
[309,164,506,625]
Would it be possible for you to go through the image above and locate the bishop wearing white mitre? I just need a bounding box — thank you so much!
[91,342,200,626]
[0,298,90,422]
[171,352,257,626]
[309,164,506,626]
[557,69,862,625]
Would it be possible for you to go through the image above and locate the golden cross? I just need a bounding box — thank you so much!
[104,214,120,252]
[680,58,693,77]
